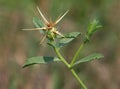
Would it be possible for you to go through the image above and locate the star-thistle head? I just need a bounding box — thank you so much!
[23,6,69,43]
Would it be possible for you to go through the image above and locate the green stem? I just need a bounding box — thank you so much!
[53,47,70,68]
[53,46,87,89]
[71,42,84,66]
[71,69,88,89]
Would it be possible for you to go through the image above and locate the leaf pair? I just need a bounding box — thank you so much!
[23,53,103,68]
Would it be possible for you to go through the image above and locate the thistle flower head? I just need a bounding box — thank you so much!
[23,6,69,43]
[36,6,69,29]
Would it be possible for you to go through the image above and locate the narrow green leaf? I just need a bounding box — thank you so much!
[59,38,74,44]
[23,56,60,68]
[72,53,104,67]
[33,17,44,33]
[33,17,44,28]
[58,32,81,47]
[64,32,81,38]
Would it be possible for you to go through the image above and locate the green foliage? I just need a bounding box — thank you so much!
[72,53,104,68]
[33,17,44,28]
[87,19,102,36]
[57,32,81,48]
[33,17,44,33]
[84,19,102,43]
[23,56,60,68]
[64,32,81,38]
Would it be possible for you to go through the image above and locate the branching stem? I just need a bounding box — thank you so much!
[53,44,87,89]
[71,43,84,66]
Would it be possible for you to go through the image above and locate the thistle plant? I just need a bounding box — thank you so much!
[23,7,104,89]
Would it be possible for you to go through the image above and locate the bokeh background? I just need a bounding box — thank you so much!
[0,0,120,89]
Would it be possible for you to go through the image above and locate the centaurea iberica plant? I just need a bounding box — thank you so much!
[23,6,104,89]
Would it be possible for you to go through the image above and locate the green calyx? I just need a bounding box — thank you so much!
[46,28,57,41]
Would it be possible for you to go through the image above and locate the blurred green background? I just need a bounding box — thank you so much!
[0,0,120,89]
